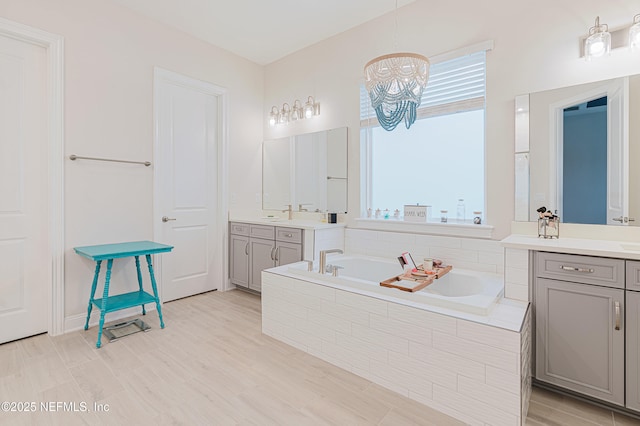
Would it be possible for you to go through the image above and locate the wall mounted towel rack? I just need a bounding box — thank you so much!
[69,154,151,167]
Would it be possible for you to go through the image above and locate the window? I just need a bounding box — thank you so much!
[361,50,486,223]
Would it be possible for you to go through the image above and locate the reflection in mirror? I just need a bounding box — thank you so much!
[516,75,640,226]
[263,127,348,213]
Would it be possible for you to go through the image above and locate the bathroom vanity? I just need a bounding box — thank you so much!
[229,220,345,292]
[502,235,640,415]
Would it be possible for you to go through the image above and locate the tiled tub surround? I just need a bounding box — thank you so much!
[345,228,505,275]
[262,266,531,426]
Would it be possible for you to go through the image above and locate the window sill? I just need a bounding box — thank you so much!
[352,218,494,239]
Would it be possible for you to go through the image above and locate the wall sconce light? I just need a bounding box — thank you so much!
[304,96,320,119]
[268,96,320,126]
[269,106,279,127]
[291,100,302,122]
[279,103,290,125]
[581,14,640,59]
[630,14,640,51]
[584,16,611,60]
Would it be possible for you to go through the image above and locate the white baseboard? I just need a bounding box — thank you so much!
[64,303,157,334]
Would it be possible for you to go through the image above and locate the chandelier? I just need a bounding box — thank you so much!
[364,52,430,131]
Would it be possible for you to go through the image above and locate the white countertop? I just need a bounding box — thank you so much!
[501,234,640,260]
[230,217,346,231]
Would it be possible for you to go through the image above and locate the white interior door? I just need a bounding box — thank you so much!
[607,78,629,225]
[0,34,48,343]
[155,70,221,302]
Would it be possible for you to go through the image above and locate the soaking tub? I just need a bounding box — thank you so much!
[286,255,504,315]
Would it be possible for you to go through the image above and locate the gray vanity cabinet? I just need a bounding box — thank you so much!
[626,260,640,412]
[627,290,640,411]
[249,236,276,292]
[229,234,249,288]
[535,252,625,406]
[230,222,303,293]
[229,223,250,288]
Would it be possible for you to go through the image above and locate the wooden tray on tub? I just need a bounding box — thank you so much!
[380,265,452,292]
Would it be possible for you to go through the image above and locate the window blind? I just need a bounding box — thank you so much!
[360,50,486,127]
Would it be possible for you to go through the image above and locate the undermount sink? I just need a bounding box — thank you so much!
[621,243,640,252]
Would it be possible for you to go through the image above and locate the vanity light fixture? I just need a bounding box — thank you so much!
[304,96,320,119]
[291,100,302,121]
[629,14,640,51]
[584,16,611,60]
[268,106,279,127]
[268,97,320,126]
[279,103,291,125]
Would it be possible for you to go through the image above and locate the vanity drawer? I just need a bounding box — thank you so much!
[536,252,624,289]
[276,227,302,244]
[627,261,640,291]
[250,224,275,239]
[229,222,249,236]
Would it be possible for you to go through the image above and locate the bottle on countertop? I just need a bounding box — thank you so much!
[456,199,465,222]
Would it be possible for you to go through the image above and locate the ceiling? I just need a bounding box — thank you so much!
[110,0,415,65]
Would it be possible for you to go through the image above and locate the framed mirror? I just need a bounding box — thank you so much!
[515,74,640,226]
[263,127,348,213]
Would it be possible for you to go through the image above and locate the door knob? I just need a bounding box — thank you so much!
[162,216,176,222]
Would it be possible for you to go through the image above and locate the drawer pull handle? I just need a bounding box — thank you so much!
[615,301,621,331]
[245,242,249,256]
[284,233,293,238]
[560,265,594,273]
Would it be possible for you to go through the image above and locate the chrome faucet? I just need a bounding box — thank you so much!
[282,204,293,220]
[318,249,343,274]
[298,203,310,212]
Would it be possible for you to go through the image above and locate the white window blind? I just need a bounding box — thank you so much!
[360,50,486,127]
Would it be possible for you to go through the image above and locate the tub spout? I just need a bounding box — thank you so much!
[319,249,343,274]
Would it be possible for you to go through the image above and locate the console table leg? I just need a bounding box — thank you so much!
[134,256,146,315]
[96,258,113,348]
[84,260,102,331]
[145,254,165,328]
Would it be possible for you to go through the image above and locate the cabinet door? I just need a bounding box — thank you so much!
[229,235,249,288]
[249,237,275,292]
[276,241,302,267]
[627,291,640,412]
[535,278,624,405]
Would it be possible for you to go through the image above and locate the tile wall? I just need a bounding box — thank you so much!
[262,272,531,426]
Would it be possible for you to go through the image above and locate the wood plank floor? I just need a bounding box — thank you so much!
[0,289,638,425]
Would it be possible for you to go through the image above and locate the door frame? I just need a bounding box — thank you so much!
[152,67,230,295]
[0,18,65,336]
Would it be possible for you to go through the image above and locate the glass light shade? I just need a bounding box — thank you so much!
[584,17,610,61]
[290,100,301,121]
[630,15,640,51]
[279,103,290,125]
[304,97,315,119]
[364,52,430,131]
[268,106,278,127]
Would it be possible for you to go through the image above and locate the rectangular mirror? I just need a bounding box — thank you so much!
[515,74,640,226]
[263,127,348,213]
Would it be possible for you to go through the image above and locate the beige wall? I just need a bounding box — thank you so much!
[0,0,264,320]
[264,0,640,239]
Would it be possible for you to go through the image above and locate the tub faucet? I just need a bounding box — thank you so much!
[319,249,343,274]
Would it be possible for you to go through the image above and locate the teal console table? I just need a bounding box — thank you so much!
[74,240,174,348]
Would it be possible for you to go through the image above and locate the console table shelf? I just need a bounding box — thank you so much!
[92,290,157,314]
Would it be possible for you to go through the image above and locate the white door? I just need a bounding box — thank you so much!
[0,34,48,343]
[606,78,629,225]
[155,70,221,302]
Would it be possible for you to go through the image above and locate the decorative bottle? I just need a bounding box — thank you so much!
[456,199,465,222]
